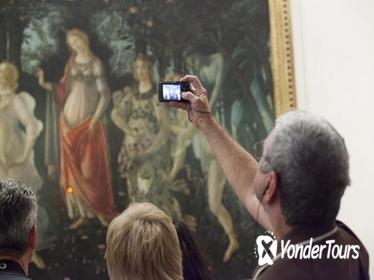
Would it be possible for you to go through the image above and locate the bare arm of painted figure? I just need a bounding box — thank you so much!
[0,109,9,165]
[36,68,53,92]
[171,75,272,231]
[36,67,57,177]
[208,53,224,108]
[143,96,169,155]
[89,59,110,132]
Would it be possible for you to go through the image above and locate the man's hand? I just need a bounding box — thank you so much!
[169,75,213,129]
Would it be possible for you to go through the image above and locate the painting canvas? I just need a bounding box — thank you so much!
[0,0,296,279]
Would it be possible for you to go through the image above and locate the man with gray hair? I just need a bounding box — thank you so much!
[0,179,37,280]
[171,75,369,279]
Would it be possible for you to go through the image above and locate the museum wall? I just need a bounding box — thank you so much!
[291,0,374,277]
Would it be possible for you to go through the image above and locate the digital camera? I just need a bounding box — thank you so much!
[159,82,191,102]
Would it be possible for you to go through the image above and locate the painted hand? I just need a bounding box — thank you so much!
[47,165,57,178]
[88,118,98,136]
[36,67,44,80]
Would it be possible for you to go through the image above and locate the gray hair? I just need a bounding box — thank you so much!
[0,179,37,257]
[260,111,350,225]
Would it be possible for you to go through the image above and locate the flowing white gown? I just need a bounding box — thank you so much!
[0,90,49,249]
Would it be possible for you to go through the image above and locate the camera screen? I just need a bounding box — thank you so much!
[162,84,182,101]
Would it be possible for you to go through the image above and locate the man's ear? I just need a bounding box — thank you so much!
[28,225,36,250]
[262,171,278,204]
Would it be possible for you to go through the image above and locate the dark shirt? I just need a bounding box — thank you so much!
[0,260,30,280]
[253,221,369,280]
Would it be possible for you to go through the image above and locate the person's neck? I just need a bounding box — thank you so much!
[271,218,294,240]
[0,253,30,275]
[267,205,294,240]
[138,80,152,94]
[75,51,92,64]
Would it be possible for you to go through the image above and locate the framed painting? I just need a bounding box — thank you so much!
[0,0,296,279]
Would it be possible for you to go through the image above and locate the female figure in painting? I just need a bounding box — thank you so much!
[37,28,115,229]
[0,62,47,268]
[166,52,239,262]
[111,54,184,218]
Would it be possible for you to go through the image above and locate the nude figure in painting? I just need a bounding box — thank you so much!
[166,52,239,262]
[37,28,116,229]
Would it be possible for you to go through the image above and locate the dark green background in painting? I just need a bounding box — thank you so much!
[0,0,274,279]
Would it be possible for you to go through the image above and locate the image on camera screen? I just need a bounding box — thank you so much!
[163,84,182,101]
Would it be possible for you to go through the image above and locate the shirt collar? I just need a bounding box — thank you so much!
[281,222,336,244]
[0,259,27,276]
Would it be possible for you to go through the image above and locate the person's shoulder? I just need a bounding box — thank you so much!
[91,56,105,76]
[336,220,370,270]
[336,220,362,239]
[336,220,369,251]
[256,221,370,280]
[13,92,31,108]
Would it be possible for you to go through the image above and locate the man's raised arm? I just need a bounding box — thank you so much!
[170,75,272,230]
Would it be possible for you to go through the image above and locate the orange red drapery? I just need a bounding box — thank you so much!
[54,59,116,220]
[59,116,115,219]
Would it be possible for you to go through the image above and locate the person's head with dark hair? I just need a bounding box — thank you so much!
[255,110,350,227]
[170,74,369,279]
[173,220,213,280]
[0,179,37,277]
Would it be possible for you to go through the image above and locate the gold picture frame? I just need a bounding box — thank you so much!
[269,0,297,116]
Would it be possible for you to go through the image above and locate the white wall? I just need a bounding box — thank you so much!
[290,0,374,277]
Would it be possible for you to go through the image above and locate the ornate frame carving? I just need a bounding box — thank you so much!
[269,0,297,116]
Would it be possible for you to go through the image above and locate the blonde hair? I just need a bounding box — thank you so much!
[66,28,91,55]
[105,202,183,280]
[0,62,19,91]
